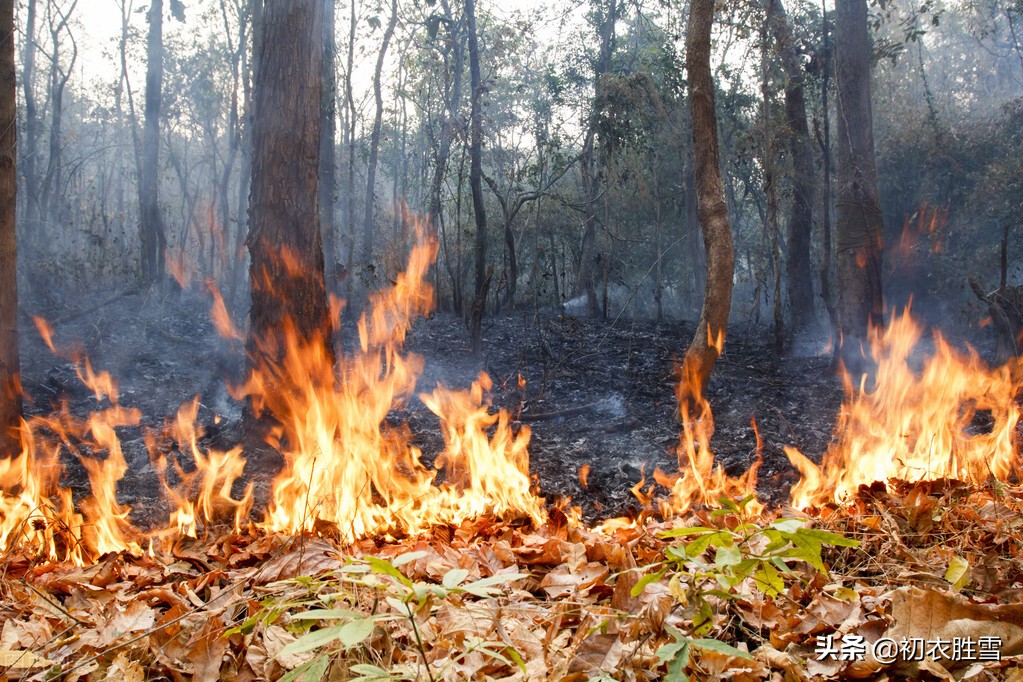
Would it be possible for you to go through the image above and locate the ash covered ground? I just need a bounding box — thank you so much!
[18,286,988,528]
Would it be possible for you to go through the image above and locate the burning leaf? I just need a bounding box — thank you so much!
[578,464,590,490]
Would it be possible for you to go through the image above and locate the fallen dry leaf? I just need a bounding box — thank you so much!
[567,632,624,675]
[186,615,227,682]
[250,538,343,584]
[881,586,1023,668]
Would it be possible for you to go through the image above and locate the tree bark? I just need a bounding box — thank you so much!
[465,0,487,355]
[0,0,20,456]
[574,0,617,316]
[342,0,357,297]
[680,0,735,403]
[834,0,884,363]
[247,0,332,362]
[140,0,167,284]
[766,0,818,336]
[360,0,398,267]
[319,0,337,283]
[428,0,463,301]
[20,0,40,248]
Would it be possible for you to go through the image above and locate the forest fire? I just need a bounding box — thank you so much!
[0,236,545,563]
[4,238,1020,570]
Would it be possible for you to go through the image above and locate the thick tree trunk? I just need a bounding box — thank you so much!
[766,0,818,335]
[360,0,398,267]
[319,0,337,283]
[834,0,884,364]
[0,0,20,456]
[680,0,735,403]
[247,0,332,362]
[574,0,617,316]
[140,0,167,284]
[465,0,487,355]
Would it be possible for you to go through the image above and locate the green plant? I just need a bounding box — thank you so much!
[654,626,753,682]
[657,495,860,635]
[235,551,529,682]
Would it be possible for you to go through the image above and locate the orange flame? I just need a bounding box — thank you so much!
[240,231,544,540]
[787,309,1021,508]
[655,330,761,518]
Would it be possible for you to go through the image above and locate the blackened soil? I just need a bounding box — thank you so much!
[18,288,851,527]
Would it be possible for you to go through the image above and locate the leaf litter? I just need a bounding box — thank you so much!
[1,478,1023,680]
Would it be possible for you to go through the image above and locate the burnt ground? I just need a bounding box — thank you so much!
[17,286,871,528]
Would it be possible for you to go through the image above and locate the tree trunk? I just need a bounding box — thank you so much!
[360,0,398,268]
[429,3,464,312]
[765,0,818,336]
[762,5,784,354]
[574,0,617,316]
[834,0,884,364]
[465,0,487,355]
[817,1,837,333]
[319,0,337,283]
[20,0,40,249]
[38,3,77,243]
[247,0,332,362]
[230,0,256,309]
[680,0,735,403]
[0,0,20,456]
[140,0,167,284]
[343,0,357,298]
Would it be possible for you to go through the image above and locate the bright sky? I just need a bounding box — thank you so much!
[66,0,576,98]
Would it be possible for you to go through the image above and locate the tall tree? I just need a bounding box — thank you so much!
[766,0,818,336]
[139,0,183,284]
[20,0,40,249]
[320,0,337,283]
[574,0,618,316]
[834,0,883,361]
[361,0,399,266]
[247,0,332,359]
[0,0,20,456]
[680,0,734,402]
[37,0,78,236]
[342,0,357,295]
[428,0,464,313]
[465,0,488,354]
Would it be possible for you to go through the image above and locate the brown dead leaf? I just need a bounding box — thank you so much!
[0,649,55,671]
[567,633,625,675]
[754,644,809,682]
[149,602,196,672]
[514,536,564,566]
[101,651,145,682]
[539,562,609,598]
[250,538,343,584]
[261,623,311,671]
[698,647,768,681]
[186,615,227,682]
[882,586,1023,667]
